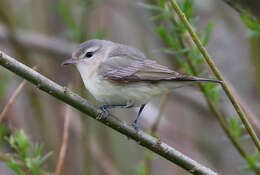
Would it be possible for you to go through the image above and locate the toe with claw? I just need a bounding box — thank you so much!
[131,122,140,132]
[99,106,111,117]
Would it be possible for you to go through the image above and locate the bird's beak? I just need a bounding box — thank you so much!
[61,58,77,66]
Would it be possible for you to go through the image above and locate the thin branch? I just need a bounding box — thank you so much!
[55,104,71,175]
[0,151,54,175]
[222,0,260,23]
[0,24,75,57]
[249,37,260,96]
[0,79,26,122]
[0,51,217,175]
[169,0,260,153]
[167,13,260,173]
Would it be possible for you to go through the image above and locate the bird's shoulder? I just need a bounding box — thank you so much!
[98,43,183,82]
[108,43,146,60]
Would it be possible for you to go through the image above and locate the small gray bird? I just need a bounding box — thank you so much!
[62,39,221,130]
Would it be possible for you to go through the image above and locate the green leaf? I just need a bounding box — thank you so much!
[201,21,214,46]
[7,130,30,159]
[228,116,243,139]
[151,13,169,21]
[241,150,260,171]
[137,2,164,12]
[6,129,52,175]
[0,124,9,144]
[160,47,190,55]
[240,161,260,171]
[240,14,260,37]
[16,130,30,159]
[7,158,25,175]
[178,0,194,20]
[136,162,147,175]
[31,157,41,175]
[203,82,221,103]
[39,152,52,164]
[154,25,172,45]
[176,58,192,74]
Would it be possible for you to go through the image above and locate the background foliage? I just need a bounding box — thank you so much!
[1,0,260,174]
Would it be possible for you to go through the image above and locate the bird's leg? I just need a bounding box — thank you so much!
[132,104,146,131]
[99,104,133,117]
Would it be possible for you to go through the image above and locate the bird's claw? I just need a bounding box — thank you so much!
[98,106,110,118]
[131,122,140,132]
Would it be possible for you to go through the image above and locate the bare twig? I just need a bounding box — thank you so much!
[228,81,260,135]
[0,51,218,175]
[0,79,26,122]
[55,104,71,175]
[169,0,260,153]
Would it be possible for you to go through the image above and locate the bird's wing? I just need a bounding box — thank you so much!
[99,45,220,83]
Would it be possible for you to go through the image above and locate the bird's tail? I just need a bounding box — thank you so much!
[157,75,222,93]
[176,75,223,84]
[170,75,222,84]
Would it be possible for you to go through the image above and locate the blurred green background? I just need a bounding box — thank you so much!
[0,0,260,175]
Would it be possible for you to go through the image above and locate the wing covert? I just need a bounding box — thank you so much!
[98,43,210,83]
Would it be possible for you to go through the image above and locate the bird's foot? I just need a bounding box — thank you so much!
[98,106,111,118]
[131,121,140,132]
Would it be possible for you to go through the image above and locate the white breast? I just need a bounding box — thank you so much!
[76,62,166,106]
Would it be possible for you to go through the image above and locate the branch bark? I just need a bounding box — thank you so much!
[0,79,26,122]
[0,51,217,175]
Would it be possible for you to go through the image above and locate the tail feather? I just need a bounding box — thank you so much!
[172,75,222,84]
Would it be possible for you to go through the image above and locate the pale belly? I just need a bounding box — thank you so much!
[83,74,163,106]
[76,63,184,106]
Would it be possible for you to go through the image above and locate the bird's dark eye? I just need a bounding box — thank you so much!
[85,52,93,58]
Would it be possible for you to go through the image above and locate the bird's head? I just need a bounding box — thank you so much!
[61,39,113,66]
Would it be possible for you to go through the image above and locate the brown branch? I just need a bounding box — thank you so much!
[55,104,71,175]
[0,79,27,122]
